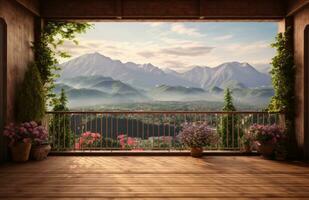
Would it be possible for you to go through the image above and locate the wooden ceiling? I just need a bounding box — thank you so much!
[16,0,309,20]
[39,0,287,20]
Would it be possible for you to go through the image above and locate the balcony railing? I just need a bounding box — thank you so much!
[44,111,284,152]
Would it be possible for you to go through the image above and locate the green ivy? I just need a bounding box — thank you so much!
[268,28,295,114]
[268,28,296,157]
[32,21,92,107]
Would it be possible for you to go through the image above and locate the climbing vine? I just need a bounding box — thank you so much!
[32,21,92,106]
[268,27,295,154]
[268,28,295,114]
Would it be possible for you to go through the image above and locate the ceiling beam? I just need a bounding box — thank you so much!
[15,0,40,16]
[40,0,286,20]
[287,0,309,16]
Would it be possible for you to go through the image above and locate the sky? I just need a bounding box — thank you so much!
[60,22,278,72]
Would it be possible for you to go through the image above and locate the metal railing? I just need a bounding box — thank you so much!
[44,111,284,152]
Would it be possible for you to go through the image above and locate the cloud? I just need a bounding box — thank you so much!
[160,46,213,56]
[214,34,233,41]
[138,51,156,58]
[170,23,203,37]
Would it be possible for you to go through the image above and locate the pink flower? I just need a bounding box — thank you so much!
[23,138,31,144]
[30,121,37,127]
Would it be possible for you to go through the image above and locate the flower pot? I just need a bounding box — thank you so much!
[10,143,32,162]
[30,144,51,161]
[191,147,203,157]
[257,142,275,158]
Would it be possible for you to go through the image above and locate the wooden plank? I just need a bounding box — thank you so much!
[0,156,309,199]
[40,0,286,20]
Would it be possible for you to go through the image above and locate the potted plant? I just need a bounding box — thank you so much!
[28,121,51,161]
[249,124,285,158]
[3,123,33,162]
[178,122,214,157]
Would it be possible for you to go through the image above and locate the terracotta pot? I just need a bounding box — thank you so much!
[30,144,51,161]
[191,147,203,157]
[10,143,32,162]
[257,142,275,158]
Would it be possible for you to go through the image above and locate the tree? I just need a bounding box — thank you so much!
[49,89,73,150]
[219,88,241,148]
[223,88,236,111]
[16,63,45,122]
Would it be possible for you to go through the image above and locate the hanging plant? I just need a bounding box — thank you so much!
[31,21,92,107]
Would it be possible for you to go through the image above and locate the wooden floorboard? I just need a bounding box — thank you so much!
[0,156,309,199]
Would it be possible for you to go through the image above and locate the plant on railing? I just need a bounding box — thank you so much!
[219,88,242,148]
[268,28,295,156]
[76,132,101,149]
[32,21,92,106]
[16,63,45,123]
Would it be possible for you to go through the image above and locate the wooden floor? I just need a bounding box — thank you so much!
[0,156,309,199]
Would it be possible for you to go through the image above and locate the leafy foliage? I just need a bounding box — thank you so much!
[32,22,92,106]
[16,63,45,122]
[268,28,295,113]
[268,28,295,156]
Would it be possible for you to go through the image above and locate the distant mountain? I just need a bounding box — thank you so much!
[55,76,149,107]
[66,88,108,99]
[60,53,271,90]
[148,85,206,101]
[59,52,197,89]
[208,86,224,94]
[180,62,271,89]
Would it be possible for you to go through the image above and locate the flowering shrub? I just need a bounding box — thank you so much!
[178,122,214,148]
[248,124,285,145]
[76,132,101,149]
[117,134,138,149]
[3,121,48,146]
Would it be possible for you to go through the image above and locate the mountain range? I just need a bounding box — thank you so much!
[59,52,271,90]
[56,52,273,107]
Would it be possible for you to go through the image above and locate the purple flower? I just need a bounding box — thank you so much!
[248,124,285,144]
[178,122,215,148]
